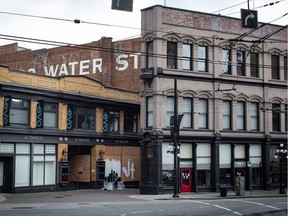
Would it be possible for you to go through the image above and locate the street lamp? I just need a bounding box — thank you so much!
[274,143,287,194]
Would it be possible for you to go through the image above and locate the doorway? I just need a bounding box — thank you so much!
[0,157,13,193]
[181,168,192,192]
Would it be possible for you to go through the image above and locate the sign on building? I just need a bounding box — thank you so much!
[111,0,133,12]
[241,9,258,28]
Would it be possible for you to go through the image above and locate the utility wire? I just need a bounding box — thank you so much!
[224,0,286,16]
[0,34,286,71]
[212,0,250,14]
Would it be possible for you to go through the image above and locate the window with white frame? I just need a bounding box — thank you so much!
[251,102,259,131]
[199,99,208,129]
[183,43,193,70]
[222,101,231,130]
[166,97,174,127]
[237,101,245,130]
[222,48,231,74]
[146,97,153,127]
[183,98,192,128]
[198,45,208,72]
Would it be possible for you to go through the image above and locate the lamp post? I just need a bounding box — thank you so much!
[274,143,287,194]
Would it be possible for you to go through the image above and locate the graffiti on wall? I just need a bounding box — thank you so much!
[105,158,135,180]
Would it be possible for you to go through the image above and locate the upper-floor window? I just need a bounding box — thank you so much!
[222,48,231,74]
[237,101,245,130]
[166,97,174,127]
[285,104,288,132]
[146,41,153,68]
[284,56,287,80]
[124,112,138,133]
[146,97,153,127]
[271,55,280,79]
[272,103,281,131]
[183,98,192,128]
[167,41,177,69]
[107,111,119,132]
[250,52,259,77]
[222,101,231,130]
[71,106,95,130]
[36,101,58,128]
[237,50,245,76]
[183,43,193,70]
[3,97,30,126]
[251,102,259,131]
[198,45,208,72]
[199,99,208,129]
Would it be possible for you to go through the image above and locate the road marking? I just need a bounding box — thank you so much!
[237,200,281,210]
[186,200,243,215]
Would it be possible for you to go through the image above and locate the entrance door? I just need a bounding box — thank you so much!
[0,157,13,193]
[181,168,192,192]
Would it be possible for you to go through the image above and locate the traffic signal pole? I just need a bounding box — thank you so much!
[173,78,179,198]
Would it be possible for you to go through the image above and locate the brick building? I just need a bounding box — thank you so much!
[139,5,287,194]
[0,37,141,193]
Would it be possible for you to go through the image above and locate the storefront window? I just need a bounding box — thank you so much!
[249,144,262,185]
[162,143,174,186]
[269,145,280,184]
[220,144,232,185]
[197,143,211,186]
[15,143,30,187]
[32,144,56,186]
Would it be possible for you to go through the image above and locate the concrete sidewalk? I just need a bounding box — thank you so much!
[130,189,287,201]
[0,188,286,204]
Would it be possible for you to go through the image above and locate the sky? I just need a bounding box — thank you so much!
[0,0,287,50]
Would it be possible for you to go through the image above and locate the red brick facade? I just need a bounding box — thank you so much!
[0,37,141,91]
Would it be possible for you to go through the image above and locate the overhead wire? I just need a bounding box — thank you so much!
[0,33,285,72]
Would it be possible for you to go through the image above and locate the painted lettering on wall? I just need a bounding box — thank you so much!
[28,53,139,76]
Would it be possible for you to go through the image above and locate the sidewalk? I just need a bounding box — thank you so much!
[0,189,286,204]
[131,189,287,201]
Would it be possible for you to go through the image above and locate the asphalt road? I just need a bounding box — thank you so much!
[0,192,286,216]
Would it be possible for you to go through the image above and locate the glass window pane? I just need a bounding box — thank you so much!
[45,145,56,154]
[15,155,30,187]
[10,109,29,125]
[0,143,14,153]
[45,155,56,185]
[44,112,57,127]
[199,99,208,128]
[16,144,30,154]
[33,155,44,186]
[34,144,44,154]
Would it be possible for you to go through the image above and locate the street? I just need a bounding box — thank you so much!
[0,189,287,216]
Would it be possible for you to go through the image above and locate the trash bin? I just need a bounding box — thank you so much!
[220,187,227,197]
